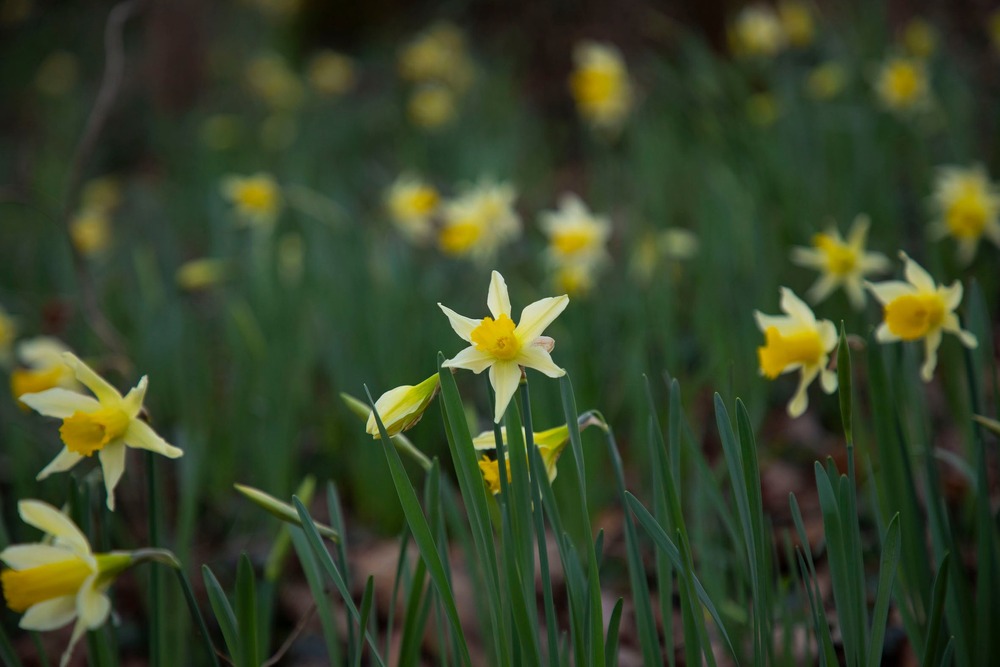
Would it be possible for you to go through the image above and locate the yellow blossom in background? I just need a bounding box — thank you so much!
[806,61,848,100]
[175,258,231,292]
[408,84,458,129]
[629,229,699,284]
[729,5,786,58]
[398,22,474,92]
[754,287,838,418]
[747,92,780,126]
[867,252,976,381]
[80,176,122,214]
[307,50,356,97]
[778,1,814,48]
[200,114,244,151]
[385,175,440,243]
[440,271,569,422]
[366,374,441,438]
[438,180,521,262]
[0,304,17,367]
[1,500,134,667]
[10,338,79,407]
[790,215,890,309]
[553,262,597,297]
[569,41,633,134]
[221,173,282,228]
[245,53,304,111]
[540,194,611,266]
[902,18,937,59]
[929,165,1000,264]
[69,209,112,257]
[35,51,78,97]
[20,353,183,510]
[874,55,929,113]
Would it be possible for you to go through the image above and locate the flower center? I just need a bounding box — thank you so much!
[60,407,130,456]
[884,293,946,340]
[814,234,858,276]
[236,183,276,213]
[404,188,439,217]
[470,314,522,361]
[479,456,512,495]
[887,64,920,103]
[946,189,988,239]
[758,326,825,379]
[571,67,619,108]
[1,558,92,612]
[552,227,598,257]
[439,220,482,254]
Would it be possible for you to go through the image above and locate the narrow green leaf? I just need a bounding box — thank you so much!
[0,622,24,667]
[866,514,901,667]
[354,576,375,667]
[202,565,241,663]
[235,554,259,667]
[604,598,624,667]
[923,553,951,667]
[290,527,342,665]
[837,323,853,444]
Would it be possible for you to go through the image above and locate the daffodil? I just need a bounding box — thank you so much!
[307,50,356,97]
[806,62,848,100]
[80,176,122,214]
[755,288,838,418]
[398,22,474,92]
[790,215,890,309]
[867,252,976,381]
[539,194,611,266]
[69,208,112,256]
[438,180,521,262]
[902,18,937,59]
[385,175,440,243]
[366,374,441,438]
[874,55,929,113]
[729,5,786,58]
[778,1,814,48]
[10,337,79,407]
[0,303,15,367]
[245,53,304,111]
[929,165,1000,264]
[408,84,458,129]
[175,258,231,292]
[569,41,633,134]
[1,500,134,667]
[221,173,282,228]
[440,271,568,422]
[20,353,183,510]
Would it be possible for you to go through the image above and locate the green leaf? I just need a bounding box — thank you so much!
[354,576,376,667]
[202,565,241,663]
[866,514,900,667]
[235,554,259,667]
[837,322,853,444]
[923,553,951,667]
[604,598,624,667]
[290,527,342,665]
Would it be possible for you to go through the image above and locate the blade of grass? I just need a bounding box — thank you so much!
[866,514,901,667]
[923,553,951,667]
[604,598,624,667]
[354,576,375,667]
[235,554,259,667]
[290,527,342,665]
[202,565,241,663]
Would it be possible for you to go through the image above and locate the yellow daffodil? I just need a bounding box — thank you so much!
[175,258,232,292]
[754,288,838,418]
[929,165,1000,264]
[874,55,929,113]
[80,176,122,214]
[440,271,568,422]
[729,5,786,58]
[553,263,598,297]
[569,41,633,134]
[307,50,356,97]
[10,338,79,407]
[245,53,304,111]
[69,208,112,257]
[790,215,890,309]
[35,51,78,97]
[385,175,440,243]
[408,84,458,129]
[806,62,848,100]
[438,180,521,262]
[398,22,474,92]
[0,304,15,367]
[366,374,441,438]
[778,1,814,48]
[867,252,977,381]
[221,173,282,228]
[902,18,937,59]
[20,353,183,510]
[1,500,133,667]
[478,456,512,495]
[540,194,611,266]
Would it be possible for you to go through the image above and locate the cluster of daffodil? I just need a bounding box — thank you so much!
[728,2,815,59]
[397,22,476,130]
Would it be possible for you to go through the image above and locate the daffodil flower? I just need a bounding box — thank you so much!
[440,271,569,423]
[20,353,183,510]
[569,41,633,134]
[540,194,611,265]
[1,500,133,667]
[438,180,521,263]
[755,287,838,418]
[365,373,441,438]
[929,165,1000,264]
[385,175,440,243]
[790,215,890,309]
[874,55,929,113]
[867,252,977,381]
[10,337,79,407]
[728,5,786,58]
[221,173,283,228]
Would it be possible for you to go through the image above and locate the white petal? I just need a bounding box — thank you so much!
[901,253,936,292]
[847,214,871,249]
[779,287,816,325]
[123,420,183,459]
[37,448,84,481]
[17,501,91,558]
[806,275,839,304]
[820,368,838,394]
[0,545,78,569]
[818,320,838,351]
[19,389,100,419]
[516,345,565,378]
[438,304,479,342]
[441,346,495,373]
[859,252,891,273]
[753,312,798,336]
[844,277,866,310]
[99,443,127,511]
[956,238,978,266]
[942,281,964,310]
[515,295,569,343]
[943,315,978,348]
[122,376,148,419]
[921,330,943,382]
[866,280,913,305]
[17,337,72,368]
[788,366,820,418]
[789,247,824,268]
[875,323,899,343]
[76,575,111,630]
[489,361,522,424]
[62,353,122,405]
[486,271,512,318]
[19,596,77,631]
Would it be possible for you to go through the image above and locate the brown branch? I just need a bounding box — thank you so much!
[261,601,318,667]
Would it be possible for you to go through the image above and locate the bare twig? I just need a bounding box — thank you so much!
[261,601,318,667]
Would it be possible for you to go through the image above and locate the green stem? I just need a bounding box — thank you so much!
[173,567,222,667]
[146,451,165,667]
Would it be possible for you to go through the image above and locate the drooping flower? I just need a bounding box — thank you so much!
[365,373,441,438]
[790,215,890,309]
[20,353,183,510]
[385,175,440,243]
[1,500,134,667]
[778,1,814,48]
[10,338,79,407]
[569,41,633,134]
[729,5,786,58]
[440,271,568,422]
[874,55,929,113]
[754,288,838,418]
[867,252,977,381]
[806,61,848,100]
[929,165,1000,264]
[902,18,937,59]
[438,180,521,263]
[307,50,356,97]
[221,173,283,228]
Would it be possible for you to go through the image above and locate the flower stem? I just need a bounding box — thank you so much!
[146,451,165,667]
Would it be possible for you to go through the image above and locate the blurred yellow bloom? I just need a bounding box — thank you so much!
[867,252,976,381]
[778,1,814,48]
[35,51,78,97]
[221,173,282,228]
[554,263,597,297]
[806,62,848,100]
[175,258,231,292]
[874,55,929,113]
[438,180,521,262]
[540,194,611,265]
[747,92,780,126]
[80,177,122,214]
[385,175,440,243]
[408,84,458,129]
[479,456,512,494]
[0,304,17,367]
[754,288,838,418]
[1,500,134,667]
[902,18,937,59]
[398,22,474,92]
[729,5,786,58]
[307,50,356,96]
[10,338,79,407]
[569,41,633,134]
[790,215,890,309]
[440,271,568,422]
[20,353,183,510]
[929,165,1000,264]
[69,209,112,257]
[366,374,441,438]
[200,114,244,151]
[245,53,304,111]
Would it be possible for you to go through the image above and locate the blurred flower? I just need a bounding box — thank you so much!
[366,373,441,438]
[440,270,568,422]
[867,252,976,381]
[747,92,780,126]
[1,500,134,667]
[553,262,597,297]
[385,175,440,243]
[729,5,786,58]
[902,18,937,59]
[408,84,457,129]
[540,194,611,266]
[307,50,356,97]
[569,41,633,134]
[438,179,521,262]
[200,114,244,151]
[259,113,298,151]
[175,258,231,292]
[929,165,1000,264]
[245,53,304,111]
[0,304,17,367]
[398,22,474,92]
[69,209,112,257]
[778,1,814,48]
[874,55,929,113]
[35,51,78,97]
[20,353,183,510]
[790,215,890,309]
[80,177,122,214]
[10,338,79,408]
[754,287,838,418]
[629,229,699,284]
[221,173,282,228]
[806,61,848,100]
